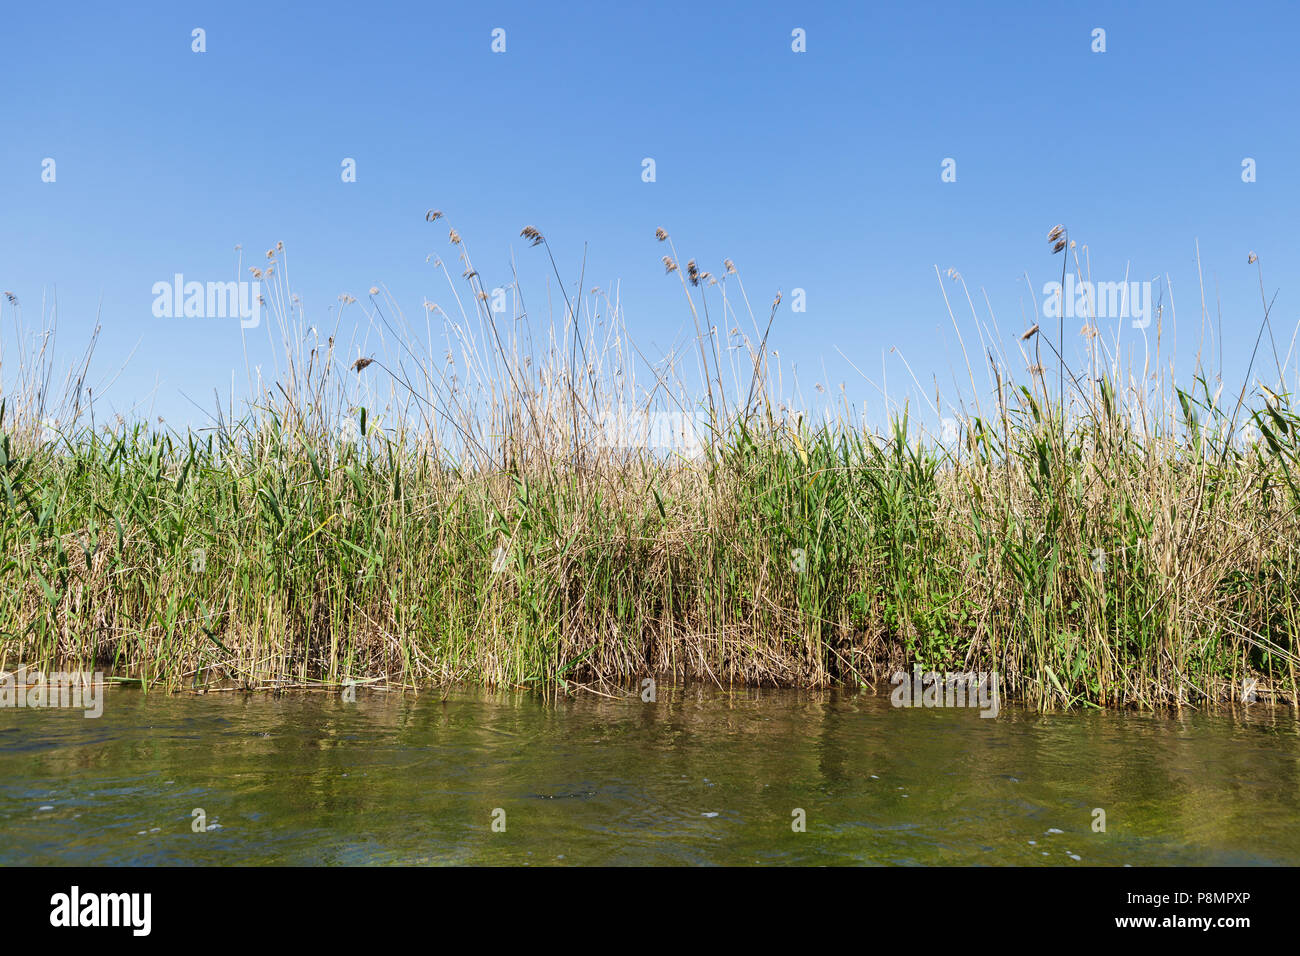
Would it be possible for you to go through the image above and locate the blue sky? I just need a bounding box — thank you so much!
[2,0,1297,431]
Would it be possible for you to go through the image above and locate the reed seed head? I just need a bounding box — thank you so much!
[1048,224,1069,254]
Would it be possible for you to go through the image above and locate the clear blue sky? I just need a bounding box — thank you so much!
[3,0,1297,431]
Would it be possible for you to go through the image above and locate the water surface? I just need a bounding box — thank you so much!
[1,686,1297,865]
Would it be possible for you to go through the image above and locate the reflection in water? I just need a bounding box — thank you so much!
[0,686,1296,865]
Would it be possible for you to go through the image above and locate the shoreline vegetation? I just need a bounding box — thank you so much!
[3,224,1299,712]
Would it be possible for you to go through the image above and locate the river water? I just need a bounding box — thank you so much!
[2,685,1297,865]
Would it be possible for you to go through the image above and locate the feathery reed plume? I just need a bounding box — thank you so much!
[1047,223,1068,428]
[1047,224,1067,253]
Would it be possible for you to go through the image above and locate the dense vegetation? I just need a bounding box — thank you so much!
[3,227,1297,709]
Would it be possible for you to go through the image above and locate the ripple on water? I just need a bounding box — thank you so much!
[0,686,1296,865]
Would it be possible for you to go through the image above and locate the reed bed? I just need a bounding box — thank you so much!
[2,225,1298,710]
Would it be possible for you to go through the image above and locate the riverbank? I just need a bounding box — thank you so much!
[3,231,1298,709]
[3,389,1298,709]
